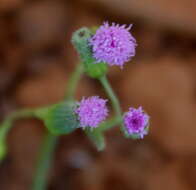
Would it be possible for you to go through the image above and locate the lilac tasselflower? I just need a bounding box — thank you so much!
[75,96,108,129]
[89,22,137,68]
[123,107,149,138]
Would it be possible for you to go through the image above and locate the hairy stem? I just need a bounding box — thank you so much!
[95,116,122,132]
[64,63,84,100]
[32,63,83,190]
[32,134,57,190]
[0,109,36,141]
[99,75,123,129]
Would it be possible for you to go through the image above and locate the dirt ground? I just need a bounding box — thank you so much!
[0,0,196,189]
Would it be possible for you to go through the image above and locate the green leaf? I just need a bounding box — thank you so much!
[71,27,108,78]
[85,129,105,151]
[35,102,79,135]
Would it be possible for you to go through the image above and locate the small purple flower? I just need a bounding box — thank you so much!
[89,22,136,68]
[123,107,149,138]
[75,96,108,128]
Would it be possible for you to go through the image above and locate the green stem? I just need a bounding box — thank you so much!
[99,75,123,129]
[95,116,122,132]
[0,109,35,140]
[0,109,36,161]
[32,134,57,190]
[32,63,84,190]
[64,63,84,100]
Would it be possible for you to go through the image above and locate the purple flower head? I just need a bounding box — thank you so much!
[89,22,136,68]
[75,96,108,128]
[123,107,149,139]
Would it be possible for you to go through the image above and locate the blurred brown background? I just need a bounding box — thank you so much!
[0,0,196,189]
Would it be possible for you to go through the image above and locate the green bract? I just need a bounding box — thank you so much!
[35,102,79,135]
[123,126,149,140]
[72,27,108,78]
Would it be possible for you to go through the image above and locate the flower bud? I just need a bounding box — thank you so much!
[72,27,107,78]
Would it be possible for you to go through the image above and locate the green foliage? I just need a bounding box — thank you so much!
[72,27,108,78]
[35,102,79,135]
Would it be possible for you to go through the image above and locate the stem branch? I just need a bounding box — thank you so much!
[32,63,83,190]
[99,75,123,129]
[95,116,122,132]
[0,109,35,140]
[64,63,84,100]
